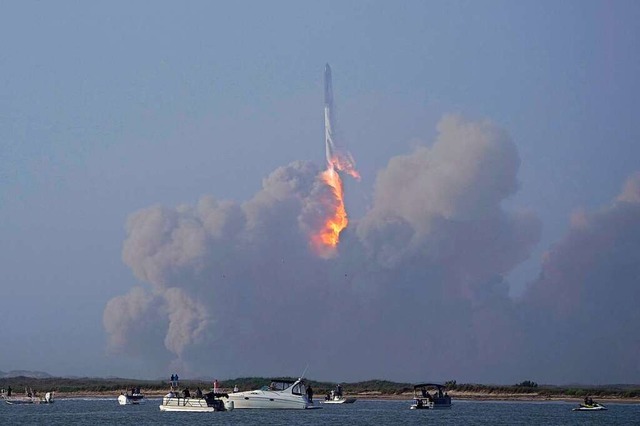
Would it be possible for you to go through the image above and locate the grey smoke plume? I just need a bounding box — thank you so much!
[520,172,640,384]
[105,115,638,383]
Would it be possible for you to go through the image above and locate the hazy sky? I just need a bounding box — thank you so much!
[2,1,639,384]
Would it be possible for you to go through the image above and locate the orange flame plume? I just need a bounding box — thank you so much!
[310,153,359,258]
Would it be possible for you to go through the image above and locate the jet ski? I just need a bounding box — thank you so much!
[572,403,607,411]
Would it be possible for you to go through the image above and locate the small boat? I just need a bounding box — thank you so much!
[159,390,233,412]
[573,403,607,411]
[323,395,357,404]
[322,384,356,404]
[118,389,144,405]
[227,377,321,409]
[2,389,54,405]
[409,383,451,410]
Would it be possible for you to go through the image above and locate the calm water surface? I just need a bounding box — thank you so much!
[1,398,638,425]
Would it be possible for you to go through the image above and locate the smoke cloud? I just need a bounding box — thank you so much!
[104,115,639,384]
[520,173,640,384]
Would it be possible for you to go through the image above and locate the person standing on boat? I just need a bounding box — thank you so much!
[336,384,342,397]
[306,385,314,403]
[213,379,219,393]
[233,384,239,393]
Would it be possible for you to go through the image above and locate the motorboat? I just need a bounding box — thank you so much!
[322,395,357,404]
[2,389,54,405]
[227,378,321,409]
[159,390,233,412]
[118,389,144,405]
[409,383,451,409]
[4,397,38,405]
[573,403,607,411]
[322,385,356,404]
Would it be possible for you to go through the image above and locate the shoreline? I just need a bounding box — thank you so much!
[48,390,640,404]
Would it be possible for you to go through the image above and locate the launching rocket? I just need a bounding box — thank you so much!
[324,63,336,166]
[311,63,360,257]
[323,64,360,180]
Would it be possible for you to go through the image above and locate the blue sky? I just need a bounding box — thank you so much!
[1,1,639,383]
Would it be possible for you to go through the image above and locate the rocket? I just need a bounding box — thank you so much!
[323,64,359,180]
[324,63,336,166]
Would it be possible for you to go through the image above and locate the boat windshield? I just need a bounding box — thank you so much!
[291,382,305,396]
[269,381,294,391]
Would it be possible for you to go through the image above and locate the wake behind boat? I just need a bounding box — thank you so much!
[227,378,321,409]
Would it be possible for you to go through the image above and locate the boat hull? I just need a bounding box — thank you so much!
[228,391,316,409]
[5,398,36,405]
[3,392,54,405]
[410,399,452,410]
[159,396,231,412]
[323,397,357,404]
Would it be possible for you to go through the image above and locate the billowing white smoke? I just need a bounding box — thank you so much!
[105,115,638,383]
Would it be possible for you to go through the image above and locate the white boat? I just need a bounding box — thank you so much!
[159,391,233,412]
[409,383,452,410]
[322,395,357,404]
[118,391,144,405]
[322,385,356,404]
[2,389,54,405]
[227,378,321,409]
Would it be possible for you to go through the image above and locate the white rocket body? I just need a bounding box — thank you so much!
[324,63,336,166]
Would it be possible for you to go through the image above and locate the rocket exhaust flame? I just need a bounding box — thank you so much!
[311,166,348,253]
[310,64,359,257]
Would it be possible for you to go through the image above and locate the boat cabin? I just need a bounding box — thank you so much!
[265,379,306,395]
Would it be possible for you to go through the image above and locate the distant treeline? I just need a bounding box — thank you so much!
[1,376,639,398]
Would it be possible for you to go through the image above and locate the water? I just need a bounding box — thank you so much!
[1,398,638,425]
